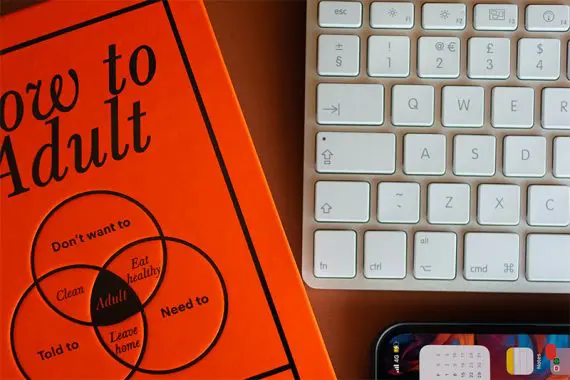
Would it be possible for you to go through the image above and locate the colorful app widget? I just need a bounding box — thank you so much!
[506,347,534,375]
[550,347,570,375]
[419,345,490,379]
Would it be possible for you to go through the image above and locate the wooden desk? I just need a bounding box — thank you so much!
[2,1,569,378]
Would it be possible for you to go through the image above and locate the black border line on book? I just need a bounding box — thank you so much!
[1,0,299,378]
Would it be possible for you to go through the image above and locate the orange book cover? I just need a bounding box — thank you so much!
[0,1,334,378]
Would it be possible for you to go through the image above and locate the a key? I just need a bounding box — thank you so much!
[368,36,410,78]
[414,232,457,280]
[442,86,485,127]
[554,137,570,178]
[316,132,395,174]
[370,2,414,29]
[316,83,384,125]
[468,38,510,79]
[527,234,570,282]
[392,85,435,126]
[478,184,521,226]
[404,134,446,175]
[314,230,356,278]
[518,39,560,80]
[527,185,570,227]
[453,135,496,176]
[464,233,519,281]
[542,88,570,129]
[422,3,466,30]
[364,231,407,279]
[377,182,420,224]
[318,1,363,28]
[418,37,460,79]
[492,87,534,129]
[318,35,360,76]
[474,4,518,31]
[427,183,470,225]
[526,5,570,32]
[315,181,370,222]
[503,136,546,177]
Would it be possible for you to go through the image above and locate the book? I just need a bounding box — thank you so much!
[0,1,334,378]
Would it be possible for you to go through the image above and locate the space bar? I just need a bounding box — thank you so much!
[527,234,570,282]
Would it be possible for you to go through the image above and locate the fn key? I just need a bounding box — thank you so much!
[314,230,356,278]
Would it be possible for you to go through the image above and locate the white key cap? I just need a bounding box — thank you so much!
[474,4,518,31]
[364,231,407,279]
[377,182,420,224]
[528,185,570,227]
[492,87,534,129]
[422,3,466,30]
[318,35,360,76]
[464,233,519,281]
[319,1,363,28]
[368,36,410,78]
[317,83,384,125]
[316,132,395,174]
[370,2,414,29]
[418,37,460,79]
[392,85,435,126]
[442,86,485,127]
[554,137,570,178]
[315,181,370,222]
[526,5,570,32]
[478,184,521,226]
[568,41,570,80]
[453,135,496,176]
[314,230,356,278]
[503,136,546,178]
[518,39,561,80]
[428,183,470,225]
[414,232,457,280]
[542,88,570,129]
[468,38,510,79]
[404,134,446,175]
[527,234,570,282]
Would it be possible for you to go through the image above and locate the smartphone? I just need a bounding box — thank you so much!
[374,323,570,380]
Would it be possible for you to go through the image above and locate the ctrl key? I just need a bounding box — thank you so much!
[464,233,520,281]
[314,230,356,278]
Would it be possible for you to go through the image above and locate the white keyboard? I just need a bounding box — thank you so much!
[302,0,570,293]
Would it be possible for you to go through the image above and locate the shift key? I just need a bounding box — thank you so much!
[317,83,384,125]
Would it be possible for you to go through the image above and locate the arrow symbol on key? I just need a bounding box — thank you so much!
[323,103,340,115]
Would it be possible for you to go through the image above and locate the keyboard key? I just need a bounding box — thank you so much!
[468,38,510,79]
[474,4,518,31]
[442,86,485,127]
[392,85,435,126]
[314,230,356,278]
[478,184,521,226]
[453,135,496,176]
[377,182,420,224]
[370,2,414,29]
[503,136,546,178]
[528,185,570,227]
[527,234,570,282]
[525,5,570,32]
[518,39,560,80]
[364,231,407,279]
[542,88,570,129]
[316,132,395,174]
[414,232,457,280]
[418,37,460,79]
[492,87,534,129]
[318,35,360,76]
[315,181,370,222]
[554,137,570,178]
[368,36,410,78]
[428,183,470,225]
[404,134,446,175]
[422,3,466,30]
[464,233,519,281]
[318,1,363,28]
[317,83,384,125]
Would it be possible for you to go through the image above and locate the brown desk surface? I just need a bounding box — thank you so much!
[3,1,569,378]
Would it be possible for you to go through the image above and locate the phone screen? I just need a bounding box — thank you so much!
[375,324,570,379]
